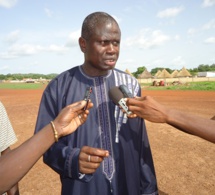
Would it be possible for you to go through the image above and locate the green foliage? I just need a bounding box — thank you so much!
[0,74,6,80]
[150,68,163,75]
[1,64,215,81]
[165,68,173,74]
[150,67,174,76]
[0,73,58,81]
[132,63,215,78]
[187,64,215,74]
[132,66,146,78]
[135,67,174,78]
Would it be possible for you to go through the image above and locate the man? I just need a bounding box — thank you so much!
[0,100,92,194]
[0,101,19,195]
[34,12,158,195]
[126,96,215,143]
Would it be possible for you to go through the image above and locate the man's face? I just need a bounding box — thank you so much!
[81,22,121,76]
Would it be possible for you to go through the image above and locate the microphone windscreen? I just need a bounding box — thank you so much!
[119,84,133,98]
[109,86,124,105]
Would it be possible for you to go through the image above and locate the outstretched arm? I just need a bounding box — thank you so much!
[1,147,20,195]
[126,96,215,143]
[0,100,93,194]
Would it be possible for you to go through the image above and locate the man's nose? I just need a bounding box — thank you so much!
[106,43,116,53]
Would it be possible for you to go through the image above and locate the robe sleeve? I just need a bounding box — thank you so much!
[137,88,158,194]
[34,85,93,182]
[139,120,158,194]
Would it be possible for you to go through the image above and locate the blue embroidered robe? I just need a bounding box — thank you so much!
[34,66,158,195]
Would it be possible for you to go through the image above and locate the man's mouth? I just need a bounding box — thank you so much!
[104,59,116,66]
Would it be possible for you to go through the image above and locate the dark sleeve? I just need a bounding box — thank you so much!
[139,119,158,194]
[34,85,92,181]
[137,88,158,194]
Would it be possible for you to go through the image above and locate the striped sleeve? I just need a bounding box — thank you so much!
[0,101,17,154]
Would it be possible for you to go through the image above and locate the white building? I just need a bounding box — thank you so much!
[197,72,215,77]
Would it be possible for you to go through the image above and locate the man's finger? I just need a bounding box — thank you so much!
[67,100,87,111]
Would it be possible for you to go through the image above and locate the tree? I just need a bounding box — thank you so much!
[0,73,58,81]
[132,66,146,78]
[166,68,173,74]
[0,74,6,80]
[151,68,163,76]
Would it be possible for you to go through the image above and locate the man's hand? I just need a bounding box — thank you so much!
[126,96,168,123]
[53,100,93,137]
[79,146,109,174]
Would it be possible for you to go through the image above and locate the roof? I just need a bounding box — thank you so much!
[171,70,179,78]
[154,70,162,77]
[177,67,192,77]
[157,69,172,78]
[138,69,152,79]
[125,69,133,76]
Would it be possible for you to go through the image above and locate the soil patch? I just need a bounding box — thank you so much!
[1,89,215,195]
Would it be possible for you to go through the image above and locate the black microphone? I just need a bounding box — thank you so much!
[109,86,132,115]
[119,84,133,98]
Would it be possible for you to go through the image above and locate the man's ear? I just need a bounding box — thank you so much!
[79,37,86,53]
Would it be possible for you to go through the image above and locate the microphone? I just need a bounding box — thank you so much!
[109,86,132,115]
[119,84,133,98]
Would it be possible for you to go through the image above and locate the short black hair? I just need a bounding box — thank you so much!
[81,12,119,40]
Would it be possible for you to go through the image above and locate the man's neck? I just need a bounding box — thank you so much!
[82,64,111,77]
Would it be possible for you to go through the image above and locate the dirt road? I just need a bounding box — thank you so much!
[1,89,215,195]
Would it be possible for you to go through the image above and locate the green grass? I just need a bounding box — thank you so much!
[0,82,46,89]
[0,81,215,91]
[141,81,215,91]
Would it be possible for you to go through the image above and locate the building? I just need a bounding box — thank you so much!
[197,72,215,77]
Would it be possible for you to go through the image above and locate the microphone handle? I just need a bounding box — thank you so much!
[118,99,132,115]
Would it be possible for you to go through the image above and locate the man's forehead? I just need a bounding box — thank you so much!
[93,23,121,38]
[100,32,121,40]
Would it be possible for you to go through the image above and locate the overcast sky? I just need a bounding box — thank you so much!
[0,0,215,74]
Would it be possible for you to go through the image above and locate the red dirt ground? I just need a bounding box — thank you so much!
[1,88,215,195]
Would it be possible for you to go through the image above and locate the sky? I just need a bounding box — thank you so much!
[0,0,215,74]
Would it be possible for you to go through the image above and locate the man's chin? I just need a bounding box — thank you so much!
[104,65,115,71]
[103,62,116,70]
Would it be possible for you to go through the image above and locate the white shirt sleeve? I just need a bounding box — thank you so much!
[0,101,17,154]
